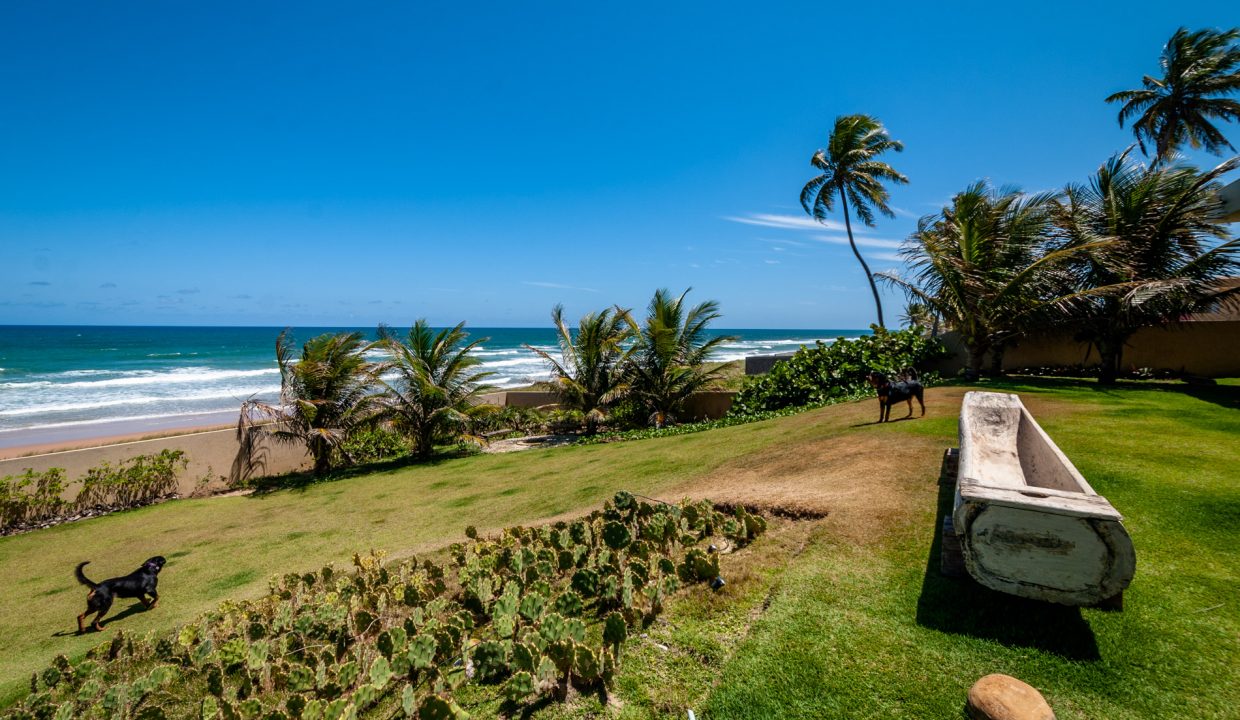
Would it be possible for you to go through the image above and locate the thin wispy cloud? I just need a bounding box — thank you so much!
[758,237,809,248]
[725,213,850,233]
[522,281,599,293]
[99,282,117,289]
[28,281,51,286]
[176,288,200,295]
[813,234,903,250]
[764,260,780,265]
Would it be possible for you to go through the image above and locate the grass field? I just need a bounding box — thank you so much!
[1,378,1236,718]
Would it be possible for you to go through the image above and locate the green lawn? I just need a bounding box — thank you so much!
[603,379,1240,719]
[1,379,1236,718]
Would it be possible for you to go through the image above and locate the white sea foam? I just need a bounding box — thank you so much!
[0,386,282,417]
[48,367,278,389]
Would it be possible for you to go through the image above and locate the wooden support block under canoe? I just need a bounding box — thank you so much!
[952,391,1136,606]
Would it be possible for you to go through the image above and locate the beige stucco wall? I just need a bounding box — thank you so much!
[0,429,310,497]
[935,321,1240,376]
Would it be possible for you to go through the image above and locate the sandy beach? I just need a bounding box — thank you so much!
[0,410,242,460]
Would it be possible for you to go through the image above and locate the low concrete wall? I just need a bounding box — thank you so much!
[744,352,796,375]
[0,429,310,497]
[682,391,736,420]
[481,390,736,420]
[937,320,1240,377]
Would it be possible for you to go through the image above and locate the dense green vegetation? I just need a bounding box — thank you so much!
[729,327,944,415]
[2,495,767,719]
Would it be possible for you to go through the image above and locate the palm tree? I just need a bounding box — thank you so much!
[878,182,1078,378]
[525,304,634,433]
[240,330,382,477]
[377,320,495,459]
[801,114,909,328]
[1106,27,1240,165]
[901,302,941,337]
[1054,153,1240,383]
[625,288,735,427]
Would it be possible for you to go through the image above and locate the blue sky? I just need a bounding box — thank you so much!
[1,2,1235,328]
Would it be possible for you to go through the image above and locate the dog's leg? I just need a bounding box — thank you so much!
[92,597,114,631]
[905,398,914,418]
[145,592,159,609]
[918,392,926,417]
[77,612,87,634]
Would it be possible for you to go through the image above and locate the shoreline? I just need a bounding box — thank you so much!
[0,411,241,460]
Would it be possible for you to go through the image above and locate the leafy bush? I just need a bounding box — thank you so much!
[1,450,187,532]
[473,406,547,435]
[4,494,767,717]
[76,450,187,509]
[730,327,946,415]
[338,426,412,465]
[545,409,586,433]
[0,468,69,529]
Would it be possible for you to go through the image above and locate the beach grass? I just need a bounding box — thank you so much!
[0,379,1236,718]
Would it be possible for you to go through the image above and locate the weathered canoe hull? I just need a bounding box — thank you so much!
[953,391,1136,606]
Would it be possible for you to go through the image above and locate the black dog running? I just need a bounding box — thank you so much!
[75,556,165,633]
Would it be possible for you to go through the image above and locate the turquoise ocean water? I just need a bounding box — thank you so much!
[0,326,866,447]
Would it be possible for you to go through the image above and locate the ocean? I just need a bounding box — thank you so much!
[0,325,866,448]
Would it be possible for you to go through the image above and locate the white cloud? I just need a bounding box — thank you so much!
[813,234,903,250]
[725,213,851,233]
[764,260,780,265]
[522,281,599,293]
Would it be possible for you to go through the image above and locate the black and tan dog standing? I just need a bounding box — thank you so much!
[866,368,926,422]
[74,556,165,633]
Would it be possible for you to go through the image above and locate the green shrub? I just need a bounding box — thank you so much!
[472,406,547,435]
[730,327,946,415]
[76,449,187,509]
[0,468,69,530]
[338,426,412,465]
[545,409,585,433]
[2,450,188,531]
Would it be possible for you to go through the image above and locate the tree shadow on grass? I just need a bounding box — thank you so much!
[990,375,1240,411]
[915,475,1102,661]
[243,448,479,495]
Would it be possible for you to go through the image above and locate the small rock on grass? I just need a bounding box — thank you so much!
[966,674,1055,720]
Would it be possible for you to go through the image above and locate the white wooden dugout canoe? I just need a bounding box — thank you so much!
[952,391,1136,606]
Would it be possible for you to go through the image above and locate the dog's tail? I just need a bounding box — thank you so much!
[75,562,98,589]
[902,366,920,382]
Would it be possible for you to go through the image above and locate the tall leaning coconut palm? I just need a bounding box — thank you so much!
[378,320,495,459]
[801,114,909,328]
[1106,27,1240,165]
[1055,153,1240,383]
[626,288,735,427]
[525,304,634,434]
[240,330,382,477]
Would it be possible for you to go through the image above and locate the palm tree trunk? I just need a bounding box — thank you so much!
[1097,335,1126,385]
[965,341,988,381]
[989,340,1007,376]
[839,188,885,328]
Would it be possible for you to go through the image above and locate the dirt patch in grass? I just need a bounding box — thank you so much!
[676,387,968,544]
